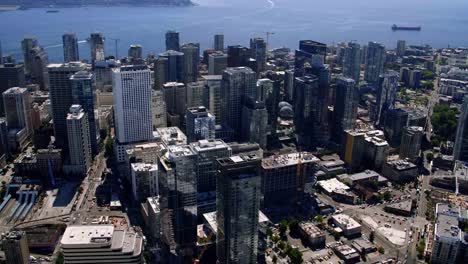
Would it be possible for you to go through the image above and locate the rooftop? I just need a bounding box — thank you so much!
[167,144,196,158]
[61,225,114,246]
[203,210,268,235]
[3,87,27,95]
[157,127,187,146]
[131,162,157,172]
[261,152,319,169]
[147,196,160,213]
[299,222,325,238]
[332,214,361,230]
[386,159,417,170]
[317,178,350,193]
[190,139,230,153]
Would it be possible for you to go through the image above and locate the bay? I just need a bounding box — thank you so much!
[1,0,467,62]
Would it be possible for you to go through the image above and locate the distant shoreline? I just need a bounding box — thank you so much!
[0,1,195,10]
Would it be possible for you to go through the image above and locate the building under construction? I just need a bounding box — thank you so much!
[261,152,319,208]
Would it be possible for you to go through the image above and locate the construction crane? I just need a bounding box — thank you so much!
[110,38,120,59]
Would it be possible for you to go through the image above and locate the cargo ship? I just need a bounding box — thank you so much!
[392,24,421,31]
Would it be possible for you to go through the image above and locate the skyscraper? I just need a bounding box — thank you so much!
[364,42,386,83]
[203,75,222,125]
[396,40,406,57]
[0,63,25,116]
[375,70,399,125]
[159,50,184,83]
[62,33,79,62]
[21,37,38,76]
[216,154,261,264]
[454,96,468,162]
[294,75,329,146]
[2,231,30,264]
[128,44,143,59]
[181,43,200,83]
[113,65,153,144]
[186,81,205,108]
[227,45,250,67]
[208,52,228,75]
[30,46,49,90]
[89,32,105,62]
[66,105,92,176]
[152,90,167,129]
[295,40,326,77]
[342,42,361,82]
[214,34,224,51]
[162,82,187,117]
[241,98,268,149]
[186,106,216,143]
[154,56,168,89]
[159,144,198,260]
[221,67,257,137]
[2,87,32,137]
[400,126,424,161]
[334,77,357,142]
[165,30,180,51]
[48,62,88,152]
[70,71,98,154]
[250,37,267,74]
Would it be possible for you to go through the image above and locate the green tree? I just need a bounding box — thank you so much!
[272,255,278,263]
[289,219,299,234]
[422,70,435,80]
[266,228,273,238]
[426,152,434,162]
[279,220,288,237]
[378,246,385,254]
[369,231,375,243]
[421,81,434,90]
[383,191,392,201]
[55,252,64,264]
[417,239,426,259]
[287,248,303,264]
[271,234,280,243]
[104,137,113,157]
[431,105,459,142]
[315,214,324,224]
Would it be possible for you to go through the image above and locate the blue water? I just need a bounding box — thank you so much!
[1,0,467,62]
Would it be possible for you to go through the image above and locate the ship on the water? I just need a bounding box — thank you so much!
[46,9,59,13]
[392,24,421,31]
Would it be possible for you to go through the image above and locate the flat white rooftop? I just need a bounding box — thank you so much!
[61,225,114,245]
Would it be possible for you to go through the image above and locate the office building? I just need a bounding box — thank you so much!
[2,87,33,137]
[220,67,256,137]
[409,69,422,88]
[299,222,326,249]
[128,44,143,59]
[191,139,231,193]
[152,90,167,129]
[294,75,329,147]
[343,129,389,171]
[342,42,361,82]
[431,203,468,264]
[141,196,161,241]
[454,96,468,162]
[397,40,406,57]
[400,126,424,161]
[30,46,49,90]
[364,42,386,83]
[382,159,418,182]
[214,34,224,51]
[331,214,362,238]
[159,50,184,83]
[165,30,180,51]
[21,37,38,75]
[162,82,186,119]
[400,67,410,86]
[334,77,357,142]
[113,65,153,144]
[2,231,30,264]
[48,62,88,152]
[154,56,168,89]
[250,37,267,74]
[203,75,222,124]
[186,81,205,108]
[0,63,26,115]
[60,225,143,263]
[383,108,409,147]
[66,105,92,176]
[294,40,326,77]
[375,70,398,125]
[261,152,319,207]
[70,71,98,155]
[89,32,105,62]
[241,98,268,149]
[131,163,158,202]
[257,78,280,134]
[62,33,79,62]
[216,154,262,264]
[94,60,119,91]
[181,43,200,83]
[159,145,198,260]
[186,106,215,143]
[227,45,250,67]
[208,52,228,75]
